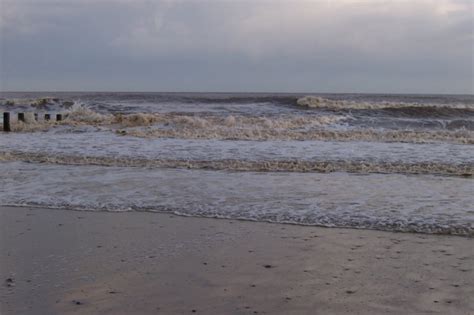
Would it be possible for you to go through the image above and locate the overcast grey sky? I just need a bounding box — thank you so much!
[0,0,473,93]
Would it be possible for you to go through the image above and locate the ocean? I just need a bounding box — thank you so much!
[0,92,472,236]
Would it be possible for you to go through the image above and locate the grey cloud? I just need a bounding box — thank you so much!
[0,0,472,93]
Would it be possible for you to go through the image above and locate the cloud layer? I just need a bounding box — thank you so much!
[1,0,473,93]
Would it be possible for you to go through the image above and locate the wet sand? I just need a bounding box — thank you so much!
[1,206,473,315]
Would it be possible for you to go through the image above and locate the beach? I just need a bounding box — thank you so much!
[1,206,473,315]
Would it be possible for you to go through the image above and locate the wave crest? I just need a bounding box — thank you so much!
[297,96,474,111]
[1,151,471,176]
[123,127,473,144]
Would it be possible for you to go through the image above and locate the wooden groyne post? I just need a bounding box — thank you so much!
[2,112,67,131]
[3,112,11,132]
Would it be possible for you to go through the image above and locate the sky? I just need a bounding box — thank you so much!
[0,0,473,94]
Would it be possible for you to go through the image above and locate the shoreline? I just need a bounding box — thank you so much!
[1,206,473,314]
[2,204,473,238]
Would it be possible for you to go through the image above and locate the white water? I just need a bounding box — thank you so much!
[2,161,472,236]
[0,130,472,175]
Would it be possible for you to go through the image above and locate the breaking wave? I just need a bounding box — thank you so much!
[2,103,472,144]
[0,151,471,176]
[297,96,474,111]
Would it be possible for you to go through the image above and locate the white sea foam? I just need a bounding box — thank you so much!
[65,103,112,123]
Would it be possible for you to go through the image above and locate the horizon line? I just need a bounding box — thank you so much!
[1,90,473,96]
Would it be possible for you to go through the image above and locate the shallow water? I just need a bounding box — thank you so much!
[1,162,472,236]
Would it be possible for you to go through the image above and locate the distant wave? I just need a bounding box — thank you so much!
[0,97,74,110]
[0,95,297,109]
[297,96,474,111]
[2,107,347,131]
[3,95,474,113]
[1,151,471,176]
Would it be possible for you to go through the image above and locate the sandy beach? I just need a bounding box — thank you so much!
[0,206,472,315]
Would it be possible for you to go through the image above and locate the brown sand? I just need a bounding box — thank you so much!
[0,206,473,315]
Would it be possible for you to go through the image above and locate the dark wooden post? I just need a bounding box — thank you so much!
[18,113,25,122]
[45,114,51,121]
[3,112,11,132]
[56,114,62,121]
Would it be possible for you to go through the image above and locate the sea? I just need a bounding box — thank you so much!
[0,92,472,236]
